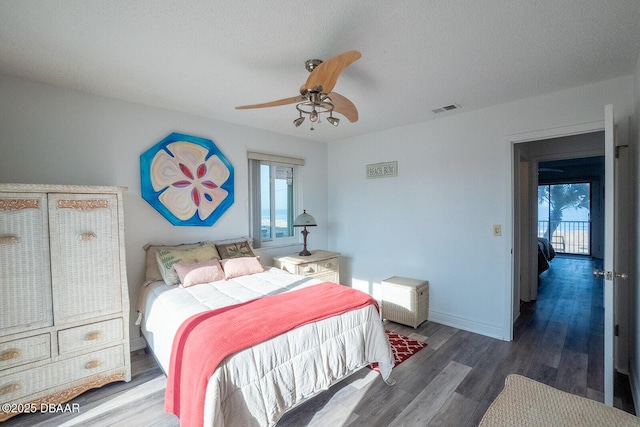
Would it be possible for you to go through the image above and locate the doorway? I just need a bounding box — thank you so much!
[505,105,630,405]
[511,118,632,407]
[512,131,605,306]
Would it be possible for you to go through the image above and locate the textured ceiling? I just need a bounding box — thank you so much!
[1,1,639,143]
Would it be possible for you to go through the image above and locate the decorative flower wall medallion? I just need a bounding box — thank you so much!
[140,133,234,226]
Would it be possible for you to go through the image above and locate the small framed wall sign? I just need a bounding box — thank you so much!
[366,161,398,179]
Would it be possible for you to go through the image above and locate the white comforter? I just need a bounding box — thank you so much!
[139,268,394,426]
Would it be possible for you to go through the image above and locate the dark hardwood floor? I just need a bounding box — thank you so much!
[3,255,635,426]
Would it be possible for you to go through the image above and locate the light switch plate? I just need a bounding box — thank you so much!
[493,225,502,236]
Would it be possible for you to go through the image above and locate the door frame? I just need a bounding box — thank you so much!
[507,120,605,340]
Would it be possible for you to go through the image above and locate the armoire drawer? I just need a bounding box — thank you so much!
[0,345,124,403]
[0,334,50,371]
[58,318,123,354]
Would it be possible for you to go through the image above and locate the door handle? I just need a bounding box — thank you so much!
[593,270,628,280]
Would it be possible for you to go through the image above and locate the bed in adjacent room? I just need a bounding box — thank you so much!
[137,239,394,427]
[537,237,556,275]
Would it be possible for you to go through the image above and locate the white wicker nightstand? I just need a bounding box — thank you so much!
[273,250,340,283]
[381,276,429,328]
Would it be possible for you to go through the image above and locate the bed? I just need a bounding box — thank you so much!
[537,237,556,275]
[137,240,394,427]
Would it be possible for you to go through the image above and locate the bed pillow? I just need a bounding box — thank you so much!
[174,259,225,287]
[215,240,255,259]
[221,257,264,279]
[156,243,221,286]
[143,241,208,282]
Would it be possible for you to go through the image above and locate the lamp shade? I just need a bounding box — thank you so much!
[293,210,317,227]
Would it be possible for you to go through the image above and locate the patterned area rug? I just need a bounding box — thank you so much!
[368,330,427,372]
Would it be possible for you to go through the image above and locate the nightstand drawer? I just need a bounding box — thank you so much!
[317,257,338,272]
[58,318,123,354]
[275,261,295,275]
[273,250,341,283]
[0,334,50,370]
[299,262,318,276]
[310,271,339,282]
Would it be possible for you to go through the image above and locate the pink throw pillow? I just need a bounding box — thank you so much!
[221,257,264,279]
[173,259,225,287]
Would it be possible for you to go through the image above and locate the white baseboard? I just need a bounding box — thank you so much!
[428,309,505,340]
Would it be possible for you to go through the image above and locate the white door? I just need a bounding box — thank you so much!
[597,104,627,406]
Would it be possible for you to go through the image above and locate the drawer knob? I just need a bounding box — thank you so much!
[85,360,102,369]
[85,331,102,341]
[0,234,19,245]
[77,232,97,241]
[0,349,21,361]
[0,382,21,396]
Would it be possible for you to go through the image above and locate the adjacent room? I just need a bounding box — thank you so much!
[1,1,640,426]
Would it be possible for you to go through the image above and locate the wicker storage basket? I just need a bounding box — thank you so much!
[381,276,429,328]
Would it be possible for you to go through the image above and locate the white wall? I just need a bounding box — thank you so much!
[328,75,634,340]
[1,70,636,350]
[0,73,330,347]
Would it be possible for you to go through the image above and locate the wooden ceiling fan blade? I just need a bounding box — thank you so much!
[236,95,304,110]
[303,50,361,94]
[328,92,358,122]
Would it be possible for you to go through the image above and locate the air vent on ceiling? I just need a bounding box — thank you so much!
[432,103,461,114]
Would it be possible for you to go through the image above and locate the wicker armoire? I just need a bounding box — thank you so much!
[0,184,130,421]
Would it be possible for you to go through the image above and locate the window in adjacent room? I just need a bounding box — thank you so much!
[537,182,591,255]
[248,152,304,248]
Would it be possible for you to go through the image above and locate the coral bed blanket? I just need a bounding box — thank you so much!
[164,281,378,427]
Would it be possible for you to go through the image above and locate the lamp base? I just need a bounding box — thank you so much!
[298,226,312,256]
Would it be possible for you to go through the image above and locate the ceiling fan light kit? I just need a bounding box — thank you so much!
[236,50,361,130]
[294,92,340,130]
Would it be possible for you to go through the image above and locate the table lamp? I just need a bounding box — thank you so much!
[293,210,317,256]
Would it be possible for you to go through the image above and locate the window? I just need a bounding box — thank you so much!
[260,163,294,240]
[537,183,591,255]
[248,152,304,248]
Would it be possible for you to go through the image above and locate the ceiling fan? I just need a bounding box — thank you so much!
[235,50,361,130]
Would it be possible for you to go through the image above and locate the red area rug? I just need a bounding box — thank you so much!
[368,330,427,372]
